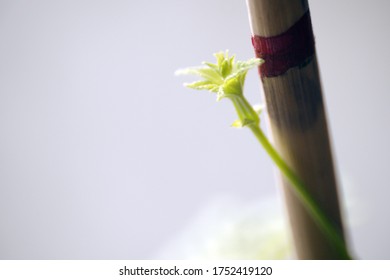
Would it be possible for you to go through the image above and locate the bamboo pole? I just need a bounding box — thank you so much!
[246,0,348,259]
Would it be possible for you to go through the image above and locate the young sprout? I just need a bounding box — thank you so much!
[176,51,351,260]
[176,51,262,128]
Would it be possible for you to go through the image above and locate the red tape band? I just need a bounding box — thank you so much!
[252,11,315,78]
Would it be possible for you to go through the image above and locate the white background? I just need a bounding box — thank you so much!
[0,0,389,259]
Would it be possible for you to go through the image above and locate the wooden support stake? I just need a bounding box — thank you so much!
[246,0,347,259]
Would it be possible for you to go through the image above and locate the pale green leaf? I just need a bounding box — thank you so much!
[253,104,265,116]
[185,80,215,91]
[231,119,243,128]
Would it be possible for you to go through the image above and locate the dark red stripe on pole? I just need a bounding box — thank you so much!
[252,11,315,78]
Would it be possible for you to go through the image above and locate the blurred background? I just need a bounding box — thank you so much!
[1,0,389,259]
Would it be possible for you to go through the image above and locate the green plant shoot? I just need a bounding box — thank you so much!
[176,51,352,260]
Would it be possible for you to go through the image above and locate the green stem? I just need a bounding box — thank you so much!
[249,124,352,260]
